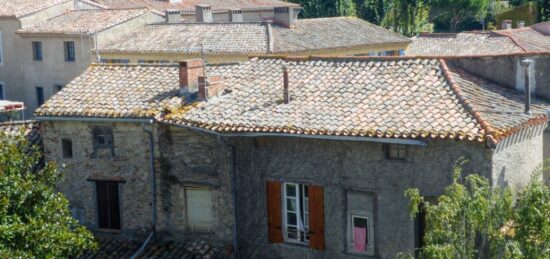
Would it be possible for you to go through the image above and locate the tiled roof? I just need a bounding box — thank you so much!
[89,0,298,13]
[496,27,550,52]
[17,9,150,35]
[407,32,525,56]
[271,17,411,53]
[0,121,38,137]
[36,57,549,144]
[35,64,180,119]
[97,23,270,55]
[0,0,70,18]
[161,57,548,144]
[79,238,229,258]
[97,17,409,55]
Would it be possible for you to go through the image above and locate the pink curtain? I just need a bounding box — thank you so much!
[353,227,367,251]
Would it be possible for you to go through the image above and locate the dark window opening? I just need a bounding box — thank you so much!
[93,126,113,149]
[61,139,73,158]
[35,86,44,106]
[32,41,42,61]
[96,182,121,230]
[0,84,4,100]
[414,202,427,251]
[54,84,64,93]
[384,144,407,160]
[64,41,75,62]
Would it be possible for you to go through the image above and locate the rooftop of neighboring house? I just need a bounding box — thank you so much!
[79,238,229,259]
[406,31,525,57]
[0,121,37,136]
[88,0,298,13]
[96,17,411,55]
[35,57,550,145]
[16,8,151,36]
[495,22,550,52]
[0,0,70,18]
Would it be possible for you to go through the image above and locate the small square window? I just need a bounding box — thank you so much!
[32,41,42,61]
[61,139,73,158]
[93,126,113,149]
[64,41,75,62]
[384,144,407,160]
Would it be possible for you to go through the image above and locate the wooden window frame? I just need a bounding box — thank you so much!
[282,182,310,245]
[384,144,407,160]
[92,125,114,157]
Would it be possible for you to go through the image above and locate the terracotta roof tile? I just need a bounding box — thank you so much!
[272,17,411,53]
[98,23,270,55]
[18,8,150,35]
[79,238,229,259]
[0,0,70,18]
[36,57,549,144]
[407,32,524,57]
[496,27,550,53]
[89,0,298,13]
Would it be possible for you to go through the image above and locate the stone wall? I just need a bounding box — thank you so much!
[156,124,235,246]
[41,120,158,239]
[231,137,493,259]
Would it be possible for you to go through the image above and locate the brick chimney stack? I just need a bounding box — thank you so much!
[179,60,204,96]
[165,10,181,23]
[198,75,225,100]
[273,7,299,29]
[229,9,243,23]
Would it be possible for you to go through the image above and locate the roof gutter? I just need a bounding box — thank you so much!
[161,121,427,146]
[35,116,154,124]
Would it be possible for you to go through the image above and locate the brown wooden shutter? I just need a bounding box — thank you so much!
[308,185,325,250]
[266,181,283,243]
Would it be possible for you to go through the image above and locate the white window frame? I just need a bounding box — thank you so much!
[348,212,375,255]
[0,31,3,65]
[282,182,309,244]
[185,187,214,232]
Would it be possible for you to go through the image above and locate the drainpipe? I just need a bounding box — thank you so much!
[521,59,533,115]
[219,136,239,259]
[131,123,157,259]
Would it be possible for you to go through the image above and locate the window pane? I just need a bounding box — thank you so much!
[286,199,296,212]
[286,184,296,197]
[353,216,368,252]
[286,212,297,225]
[186,189,213,232]
[287,226,298,239]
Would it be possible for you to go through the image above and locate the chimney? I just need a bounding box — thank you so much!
[165,10,181,23]
[229,9,243,23]
[198,75,225,100]
[501,19,512,30]
[521,59,533,115]
[517,20,525,28]
[179,59,204,96]
[196,4,213,23]
[283,66,289,104]
[274,7,299,29]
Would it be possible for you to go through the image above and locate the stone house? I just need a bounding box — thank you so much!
[36,55,548,257]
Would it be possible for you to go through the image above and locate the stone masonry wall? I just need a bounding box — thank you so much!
[41,121,157,239]
[232,137,493,259]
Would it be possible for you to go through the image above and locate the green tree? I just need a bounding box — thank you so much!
[404,159,549,258]
[355,0,385,24]
[383,0,431,36]
[431,0,490,32]
[0,131,96,257]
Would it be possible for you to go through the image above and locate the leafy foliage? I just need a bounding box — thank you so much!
[403,158,549,258]
[383,0,431,36]
[0,131,96,257]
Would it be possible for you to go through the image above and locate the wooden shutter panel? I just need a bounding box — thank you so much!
[308,185,325,250]
[266,181,283,243]
[108,182,121,230]
[96,182,109,229]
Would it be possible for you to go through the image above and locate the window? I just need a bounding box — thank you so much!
[100,59,129,64]
[385,144,407,160]
[53,84,64,93]
[0,83,4,100]
[96,182,121,230]
[35,87,44,106]
[283,183,309,244]
[32,41,42,61]
[185,188,213,232]
[64,41,75,62]
[399,49,405,56]
[266,181,325,250]
[93,126,113,149]
[351,215,370,253]
[61,139,73,158]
